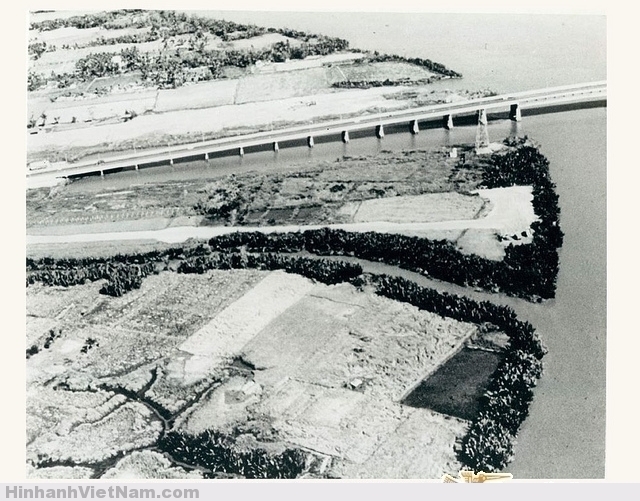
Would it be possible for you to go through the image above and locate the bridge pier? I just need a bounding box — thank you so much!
[169,158,174,166]
[376,124,385,139]
[509,102,522,122]
[134,164,139,171]
[444,114,454,130]
[410,119,419,134]
[475,109,490,153]
[204,152,209,161]
[239,147,244,157]
[273,141,279,152]
[342,130,350,143]
[307,136,314,148]
[100,170,104,177]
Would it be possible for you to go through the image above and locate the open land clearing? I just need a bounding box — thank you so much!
[27,268,490,478]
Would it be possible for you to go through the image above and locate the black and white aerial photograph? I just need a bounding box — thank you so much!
[22,4,609,481]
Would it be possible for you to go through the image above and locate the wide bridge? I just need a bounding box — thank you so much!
[27,81,606,187]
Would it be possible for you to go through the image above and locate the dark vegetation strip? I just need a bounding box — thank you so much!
[158,430,306,479]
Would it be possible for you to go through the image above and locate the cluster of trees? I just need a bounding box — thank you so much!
[159,430,306,479]
[178,251,362,286]
[28,36,351,91]
[331,77,436,89]
[30,10,347,46]
[365,273,545,472]
[28,10,464,93]
[30,10,137,31]
[75,52,123,80]
[27,72,47,92]
[80,337,99,354]
[99,262,156,297]
[83,38,348,89]
[28,41,47,59]
[26,328,64,359]
[27,259,157,297]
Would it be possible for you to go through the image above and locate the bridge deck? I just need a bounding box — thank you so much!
[27,82,606,186]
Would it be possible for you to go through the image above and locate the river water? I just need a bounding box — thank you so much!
[58,12,607,478]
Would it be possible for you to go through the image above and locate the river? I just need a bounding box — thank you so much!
[41,12,607,478]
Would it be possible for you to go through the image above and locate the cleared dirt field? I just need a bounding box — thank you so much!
[174,272,315,384]
[342,192,487,224]
[332,408,467,479]
[27,268,476,478]
[235,67,330,104]
[169,272,476,477]
[154,79,238,112]
[29,91,158,126]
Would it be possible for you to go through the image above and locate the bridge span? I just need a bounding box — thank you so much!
[27,81,606,188]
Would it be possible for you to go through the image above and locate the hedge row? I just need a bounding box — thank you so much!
[158,430,306,479]
[177,251,362,285]
[331,77,436,89]
[27,261,157,297]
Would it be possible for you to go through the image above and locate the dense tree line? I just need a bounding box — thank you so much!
[208,226,551,301]
[69,38,351,89]
[30,10,136,31]
[30,10,347,46]
[331,77,436,89]
[27,260,157,297]
[26,327,63,359]
[159,430,306,479]
[177,251,362,286]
